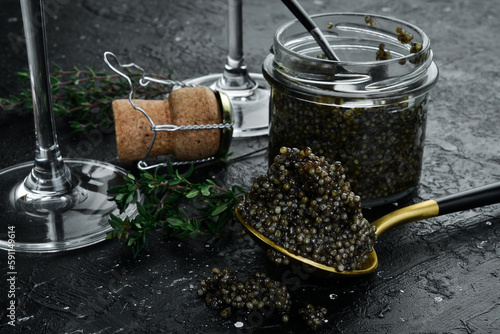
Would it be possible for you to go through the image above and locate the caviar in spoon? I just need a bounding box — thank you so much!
[237,147,377,274]
[236,147,500,277]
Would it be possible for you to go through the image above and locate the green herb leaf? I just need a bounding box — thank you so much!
[106,160,246,257]
[201,185,210,196]
[1,64,173,132]
[210,202,230,216]
[186,189,200,198]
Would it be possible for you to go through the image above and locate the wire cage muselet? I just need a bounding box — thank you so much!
[104,52,234,171]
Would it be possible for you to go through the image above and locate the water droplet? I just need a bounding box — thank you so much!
[329,293,338,300]
[234,321,244,328]
[477,241,487,249]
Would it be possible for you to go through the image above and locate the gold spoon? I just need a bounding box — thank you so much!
[236,182,500,277]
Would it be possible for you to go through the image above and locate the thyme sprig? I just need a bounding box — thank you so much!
[0,62,172,131]
[107,161,246,258]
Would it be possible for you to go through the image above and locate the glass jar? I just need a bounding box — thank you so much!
[263,13,439,207]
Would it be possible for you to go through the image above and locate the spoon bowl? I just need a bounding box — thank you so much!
[236,182,500,277]
[236,207,378,276]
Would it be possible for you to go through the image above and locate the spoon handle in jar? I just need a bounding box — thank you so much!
[436,181,500,215]
[281,0,339,61]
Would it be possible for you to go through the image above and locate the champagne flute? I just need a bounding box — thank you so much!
[0,0,137,252]
[185,0,270,137]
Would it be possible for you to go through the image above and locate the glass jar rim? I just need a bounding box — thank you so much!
[264,12,438,99]
[274,12,431,66]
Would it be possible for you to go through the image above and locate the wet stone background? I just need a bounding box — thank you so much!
[0,0,500,333]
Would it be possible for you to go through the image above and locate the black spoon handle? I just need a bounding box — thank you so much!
[281,0,338,61]
[373,181,500,237]
[436,181,500,216]
[281,0,316,31]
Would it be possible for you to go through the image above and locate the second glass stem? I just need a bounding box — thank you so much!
[217,0,256,91]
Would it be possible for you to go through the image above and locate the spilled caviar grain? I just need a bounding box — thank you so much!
[396,26,413,44]
[299,304,328,330]
[198,268,291,322]
[365,15,376,26]
[376,43,391,60]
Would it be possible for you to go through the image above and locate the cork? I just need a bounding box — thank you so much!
[112,86,223,162]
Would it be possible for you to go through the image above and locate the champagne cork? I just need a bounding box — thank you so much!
[112,86,232,162]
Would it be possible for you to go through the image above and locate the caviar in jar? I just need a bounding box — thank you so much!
[263,13,439,206]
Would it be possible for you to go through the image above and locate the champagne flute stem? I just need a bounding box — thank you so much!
[227,0,243,63]
[20,0,76,194]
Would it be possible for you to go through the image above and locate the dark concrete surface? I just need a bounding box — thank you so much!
[1,0,500,333]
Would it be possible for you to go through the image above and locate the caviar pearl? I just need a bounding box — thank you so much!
[299,304,328,330]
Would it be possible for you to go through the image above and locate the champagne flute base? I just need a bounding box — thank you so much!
[0,159,138,253]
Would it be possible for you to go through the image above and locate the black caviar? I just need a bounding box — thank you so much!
[268,92,428,203]
[299,304,328,330]
[376,43,391,60]
[237,147,377,271]
[198,267,292,323]
[396,26,413,44]
[395,26,425,65]
[264,14,437,206]
[364,15,376,26]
